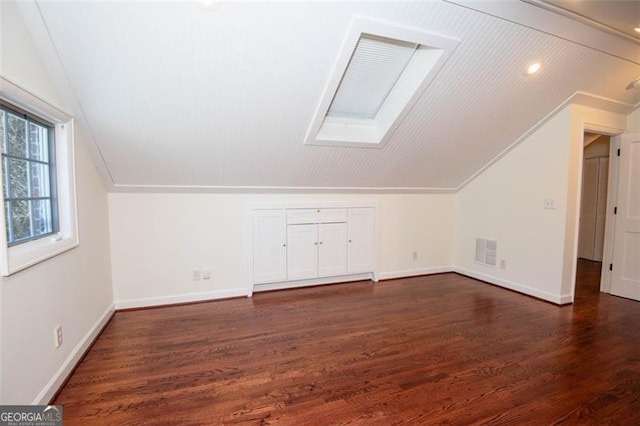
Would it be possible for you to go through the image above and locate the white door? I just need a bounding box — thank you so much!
[287,224,318,280]
[610,134,640,301]
[253,210,287,284]
[347,208,375,273]
[318,223,347,277]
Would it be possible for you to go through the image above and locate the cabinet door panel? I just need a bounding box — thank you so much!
[318,223,347,277]
[287,224,318,280]
[287,208,347,224]
[253,210,287,284]
[347,208,375,273]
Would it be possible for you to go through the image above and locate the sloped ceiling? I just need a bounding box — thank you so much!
[19,1,640,191]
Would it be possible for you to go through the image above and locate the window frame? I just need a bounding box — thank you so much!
[0,77,79,276]
[1,100,60,246]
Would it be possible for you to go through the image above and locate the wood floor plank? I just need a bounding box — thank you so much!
[54,261,640,424]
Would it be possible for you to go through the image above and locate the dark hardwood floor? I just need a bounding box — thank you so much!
[55,262,640,425]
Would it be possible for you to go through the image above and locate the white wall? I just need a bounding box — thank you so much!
[627,107,640,133]
[0,2,113,404]
[455,104,627,304]
[109,193,455,308]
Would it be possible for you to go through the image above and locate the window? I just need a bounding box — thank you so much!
[304,18,459,148]
[1,102,59,246]
[1,77,78,275]
[326,35,419,121]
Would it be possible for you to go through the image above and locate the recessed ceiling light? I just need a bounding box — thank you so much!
[634,27,640,33]
[526,62,542,75]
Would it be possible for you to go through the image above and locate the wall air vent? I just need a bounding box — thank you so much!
[304,18,459,149]
[475,238,498,267]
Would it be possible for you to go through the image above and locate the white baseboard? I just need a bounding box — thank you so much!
[114,288,248,310]
[252,273,373,293]
[33,302,115,405]
[377,266,454,281]
[454,266,572,304]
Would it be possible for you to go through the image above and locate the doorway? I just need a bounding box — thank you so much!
[575,133,610,297]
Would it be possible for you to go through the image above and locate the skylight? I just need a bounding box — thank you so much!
[305,18,459,149]
[327,35,419,120]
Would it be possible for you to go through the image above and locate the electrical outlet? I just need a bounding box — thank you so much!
[202,268,211,280]
[544,198,556,209]
[500,259,506,269]
[192,269,201,281]
[412,251,418,261]
[54,325,63,348]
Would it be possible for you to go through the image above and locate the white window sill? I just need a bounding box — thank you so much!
[3,234,79,276]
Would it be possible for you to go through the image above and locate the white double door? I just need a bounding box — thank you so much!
[287,223,347,280]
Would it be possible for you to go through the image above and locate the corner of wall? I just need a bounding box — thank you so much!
[454,103,628,304]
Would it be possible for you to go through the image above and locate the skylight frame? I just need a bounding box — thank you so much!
[304,17,460,149]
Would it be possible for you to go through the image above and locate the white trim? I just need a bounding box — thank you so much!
[0,76,72,123]
[112,184,456,195]
[32,302,114,405]
[600,135,621,294]
[252,273,373,293]
[377,266,453,281]
[114,288,247,310]
[454,266,571,305]
[249,200,379,211]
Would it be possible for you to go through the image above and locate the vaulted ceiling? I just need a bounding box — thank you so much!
[18,1,640,191]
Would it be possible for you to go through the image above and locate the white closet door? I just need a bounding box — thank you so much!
[579,158,599,260]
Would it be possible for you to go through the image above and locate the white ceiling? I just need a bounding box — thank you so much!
[22,1,640,191]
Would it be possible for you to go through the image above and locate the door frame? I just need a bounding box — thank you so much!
[572,123,624,301]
